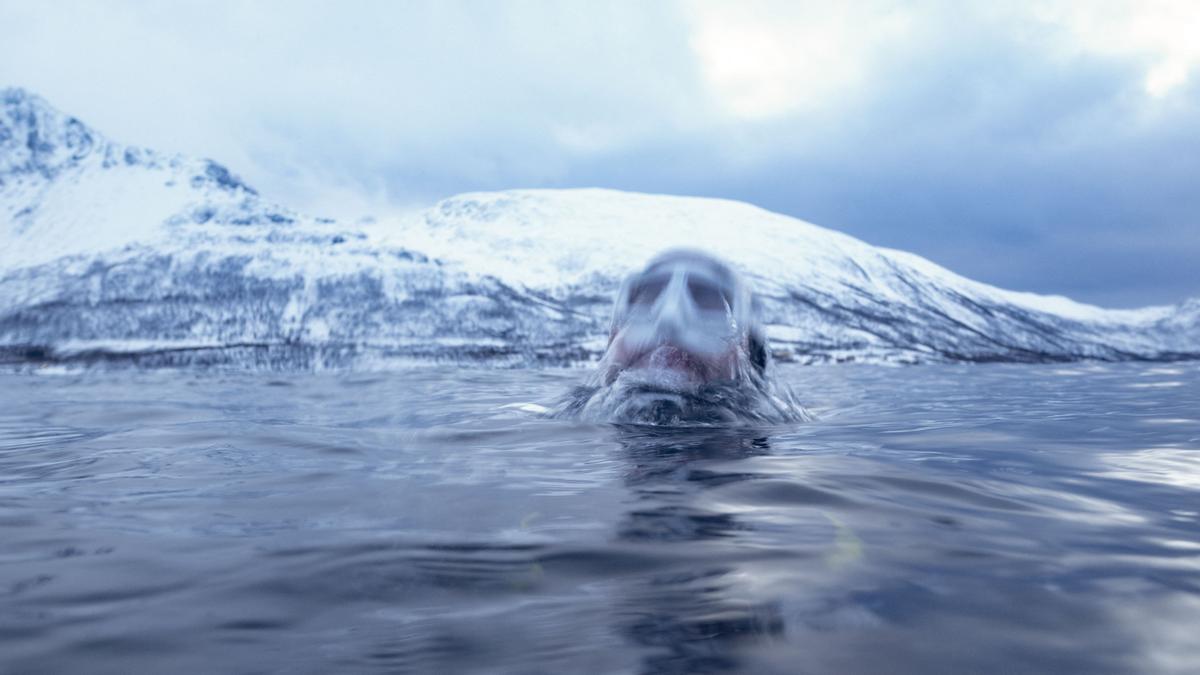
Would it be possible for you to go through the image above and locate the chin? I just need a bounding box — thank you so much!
[607,343,737,390]
[609,365,703,395]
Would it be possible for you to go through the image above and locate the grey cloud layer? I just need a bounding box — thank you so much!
[1,0,1195,306]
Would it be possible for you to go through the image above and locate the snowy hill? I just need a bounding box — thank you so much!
[1,87,1197,369]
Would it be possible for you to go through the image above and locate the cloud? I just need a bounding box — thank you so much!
[1030,0,1200,97]
[1,0,1197,306]
[684,0,915,119]
[1,1,710,209]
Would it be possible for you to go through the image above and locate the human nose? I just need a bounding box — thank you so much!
[649,271,695,341]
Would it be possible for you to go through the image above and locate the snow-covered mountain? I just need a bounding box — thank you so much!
[1,87,1196,370]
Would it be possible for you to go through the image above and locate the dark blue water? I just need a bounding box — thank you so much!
[2,363,1199,673]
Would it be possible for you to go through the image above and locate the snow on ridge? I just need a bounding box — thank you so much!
[393,188,1176,325]
[875,246,1172,325]
[1,87,286,270]
[382,188,886,289]
[1,88,1197,369]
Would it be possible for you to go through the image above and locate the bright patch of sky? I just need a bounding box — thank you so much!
[687,1,916,119]
[0,0,1197,307]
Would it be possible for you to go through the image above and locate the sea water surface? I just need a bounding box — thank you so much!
[2,363,1199,674]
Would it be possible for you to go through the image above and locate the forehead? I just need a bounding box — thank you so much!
[638,251,738,288]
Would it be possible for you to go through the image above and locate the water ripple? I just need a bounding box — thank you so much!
[0,363,1197,673]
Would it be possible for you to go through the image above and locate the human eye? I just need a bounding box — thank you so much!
[687,278,729,311]
[628,277,667,306]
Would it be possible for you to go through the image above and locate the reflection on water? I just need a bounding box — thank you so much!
[0,363,1198,673]
[612,427,783,672]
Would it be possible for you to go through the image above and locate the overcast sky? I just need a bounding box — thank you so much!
[2,0,1197,307]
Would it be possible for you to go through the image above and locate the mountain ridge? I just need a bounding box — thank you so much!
[1,87,1196,370]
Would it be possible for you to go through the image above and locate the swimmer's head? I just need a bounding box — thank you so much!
[601,249,768,391]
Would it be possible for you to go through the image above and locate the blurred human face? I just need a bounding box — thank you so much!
[604,251,746,388]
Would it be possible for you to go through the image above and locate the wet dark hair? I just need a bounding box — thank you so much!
[748,330,768,375]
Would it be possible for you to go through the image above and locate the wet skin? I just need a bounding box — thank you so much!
[603,250,752,390]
